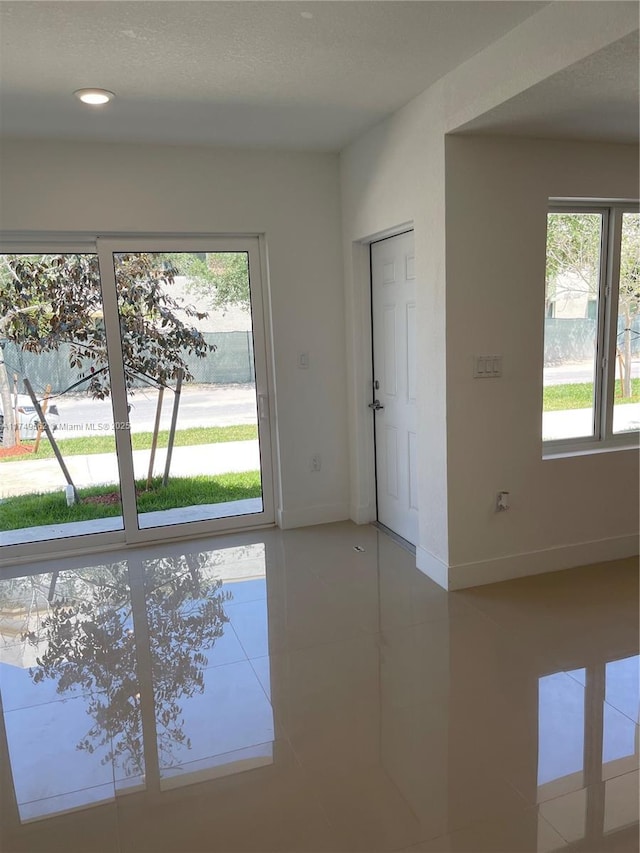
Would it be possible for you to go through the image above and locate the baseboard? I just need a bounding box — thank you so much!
[448,533,639,590]
[416,545,449,590]
[277,503,350,530]
[350,502,375,525]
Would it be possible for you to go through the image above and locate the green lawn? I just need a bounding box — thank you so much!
[0,424,258,463]
[543,379,640,411]
[0,471,262,530]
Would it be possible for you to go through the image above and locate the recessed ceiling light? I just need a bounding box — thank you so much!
[74,88,115,105]
[300,11,313,20]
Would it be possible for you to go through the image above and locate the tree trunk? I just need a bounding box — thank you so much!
[0,306,41,448]
[622,309,632,398]
[0,354,16,447]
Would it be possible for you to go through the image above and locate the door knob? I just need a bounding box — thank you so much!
[368,399,384,411]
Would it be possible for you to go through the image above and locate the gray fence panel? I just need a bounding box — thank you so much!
[544,319,597,366]
[544,316,640,366]
[1,331,255,395]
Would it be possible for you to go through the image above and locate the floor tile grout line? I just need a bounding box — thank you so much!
[1,689,109,715]
[563,666,640,728]
[16,779,117,810]
[534,766,639,814]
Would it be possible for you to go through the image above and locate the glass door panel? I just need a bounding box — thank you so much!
[97,238,272,540]
[613,212,640,433]
[0,252,124,548]
[141,544,274,790]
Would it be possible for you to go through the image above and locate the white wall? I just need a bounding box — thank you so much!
[0,138,349,528]
[339,2,638,588]
[340,90,450,579]
[445,135,639,588]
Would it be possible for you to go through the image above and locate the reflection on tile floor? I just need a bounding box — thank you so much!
[0,522,638,852]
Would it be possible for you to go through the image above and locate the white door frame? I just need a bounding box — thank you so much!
[344,222,414,528]
[0,233,279,567]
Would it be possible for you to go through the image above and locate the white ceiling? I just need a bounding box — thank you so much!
[0,1,547,151]
[456,30,639,144]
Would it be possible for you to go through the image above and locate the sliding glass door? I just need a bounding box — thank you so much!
[0,236,274,560]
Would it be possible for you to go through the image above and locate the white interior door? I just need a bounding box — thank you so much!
[371,231,418,545]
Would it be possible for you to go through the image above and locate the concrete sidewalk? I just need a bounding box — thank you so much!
[0,440,260,499]
[543,403,640,440]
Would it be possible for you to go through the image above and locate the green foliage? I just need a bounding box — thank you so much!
[546,211,640,316]
[543,379,640,411]
[0,252,214,401]
[619,212,640,317]
[137,472,261,512]
[0,471,262,529]
[545,211,640,397]
[545,212,601,301]
[163,252,250,312]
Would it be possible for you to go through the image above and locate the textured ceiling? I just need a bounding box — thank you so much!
[0,0,546,150]
[456,30,639,144]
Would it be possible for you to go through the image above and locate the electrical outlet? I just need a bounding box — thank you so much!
[311,454,321,472]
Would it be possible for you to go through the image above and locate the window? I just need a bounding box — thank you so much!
[543,202,640,449]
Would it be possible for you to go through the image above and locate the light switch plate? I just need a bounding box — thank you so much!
[473,355,502,378]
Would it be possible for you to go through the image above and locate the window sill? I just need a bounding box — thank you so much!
[543,437,639,460]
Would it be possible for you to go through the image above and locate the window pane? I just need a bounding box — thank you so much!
[113,251,263,531]
[0,253,124,546]
[613,212,640,434]
[543,213,603,441]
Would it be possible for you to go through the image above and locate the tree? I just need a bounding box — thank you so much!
[0,253,214,447]
[618,213,640,397]
[545,212,601,311]
[163,252,250,313]
[28,555,233,781]
[546,212,640,396]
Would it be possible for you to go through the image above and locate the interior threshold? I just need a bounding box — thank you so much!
[371,521,416,556]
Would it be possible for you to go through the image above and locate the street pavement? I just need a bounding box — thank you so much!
[53,384,258,438]
[543,360,640,386]
[543,404,640,441]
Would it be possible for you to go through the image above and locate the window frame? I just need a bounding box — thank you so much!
[543,199,640,456]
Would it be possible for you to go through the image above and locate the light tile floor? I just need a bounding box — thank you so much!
[0,522,637,852]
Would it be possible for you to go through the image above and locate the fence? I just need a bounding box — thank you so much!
[1,332,255,396]
[544,317,640,366]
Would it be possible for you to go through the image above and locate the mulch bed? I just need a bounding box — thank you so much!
[82,491,122,506]
[82,488,147,506]
[0,445,35,458]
